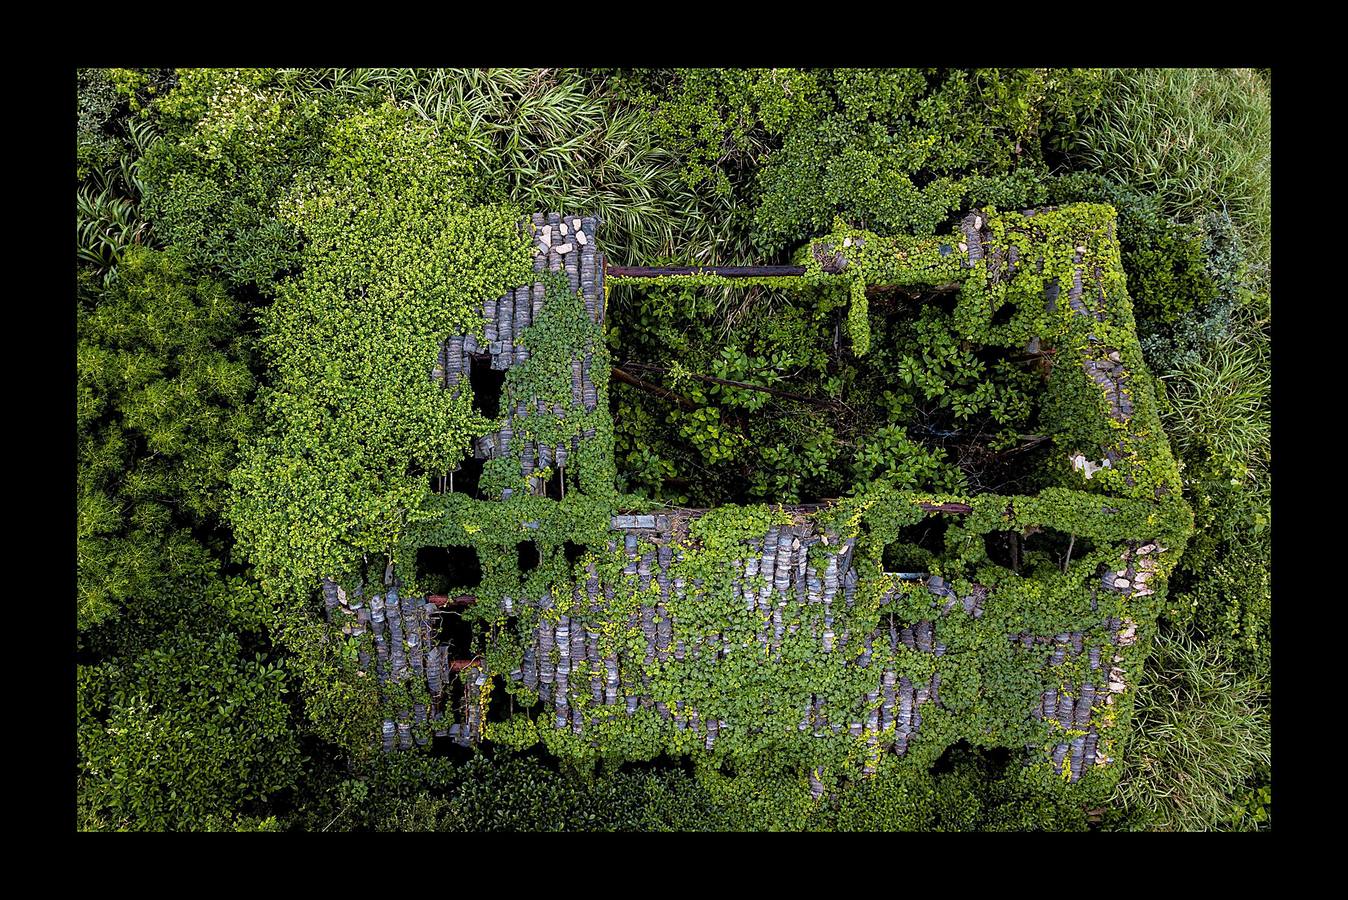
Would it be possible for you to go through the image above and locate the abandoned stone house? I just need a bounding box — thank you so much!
[321,206,1184,788]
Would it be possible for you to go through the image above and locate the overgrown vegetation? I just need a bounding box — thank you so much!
[75,66,1271,832]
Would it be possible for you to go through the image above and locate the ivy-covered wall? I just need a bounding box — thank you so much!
[319,203,1190,808]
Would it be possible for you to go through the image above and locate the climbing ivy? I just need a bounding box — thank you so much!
[376,204,1190,809]
[226,102,533,753]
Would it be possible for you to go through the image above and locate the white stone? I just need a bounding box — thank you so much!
[958,242,968,253]
[843,237,852,248]
[576,231,588,246]
[555,243,573,254]
[974,215,983,230]
[1108,351,1121,362]
[560,223,569,235]
[1115,578,1130,589]
[540,226,552,245]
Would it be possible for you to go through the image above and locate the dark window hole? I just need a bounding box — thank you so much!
[983,531,1019,571]
[435,608,475,659]
[882,515,948,571]
[416,545,482,596]
[563,541,587,567]
[469,353,505,420]
[443,456,484,498]
[929,739,1014,776]
[517,541,541,573]
[1023,527,1095,571]
[484,674,525,725]
[545,465,564,500]
[991,300,1016,327]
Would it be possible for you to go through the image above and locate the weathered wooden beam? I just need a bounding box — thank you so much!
[607,265,807,278]
[611,367,698,410]
[918,502,974,514]
[428,595,478,608]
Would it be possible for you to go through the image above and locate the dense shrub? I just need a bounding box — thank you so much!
[230,102,531,602]
[751,68,1103,254]
[77,247,255,630]
[139,68,334,293]
[77,630,299,831]
[76,245,298,830]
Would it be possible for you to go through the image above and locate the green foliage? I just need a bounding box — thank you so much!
[293,752,724,832]
[1174,529,1270,679]
[77,69,162,283]
[77,630,299,831]
[76,244,299,831]
[418,207,1191,814]
[72,67,1269,831]
[1163,328,1269,485]
[609,279,853,505]
[140,68,333,291]
[851,425,962,493]
[752,68,1103,255]
[1124,220,1216,324]
[1112,630,1270,831]
[77,68,125,182]
[230,102,531,602]
[225,103,533,754]
[78,247,255,629]
[830,748,1090,832]
[300,745,1091,831]
[629,68,824,199]
[282,68,695,266]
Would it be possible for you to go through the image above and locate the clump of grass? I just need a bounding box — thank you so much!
[1073,68,1270,277]
[1114,630,1271,831]
[1161,321,1270,484]
[280,68,696,266]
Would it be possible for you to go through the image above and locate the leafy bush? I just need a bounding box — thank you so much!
[78,247,255,630]
[77,69,162,283]
[140,69,333,292]
[288,68,697,266]
[230,102,531,602]
[1162,327,1270,485]
[78,630,299,831]
[752,68,1103,254]
[72,66,1272,832]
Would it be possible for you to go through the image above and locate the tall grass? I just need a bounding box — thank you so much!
[1115,630,1271,831]
[77,119,160,283]
[1073,68,1270,276]
[276,68,702,266]
[1161,319,1270,484]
